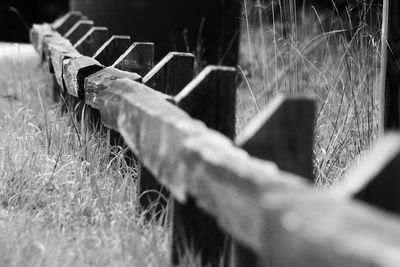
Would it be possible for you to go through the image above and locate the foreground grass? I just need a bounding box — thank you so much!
[0,44,184,267]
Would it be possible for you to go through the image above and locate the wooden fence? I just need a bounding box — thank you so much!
[30,11,400,267]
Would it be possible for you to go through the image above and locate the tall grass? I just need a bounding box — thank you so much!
[236,0,382,186]
[0,44,209,267]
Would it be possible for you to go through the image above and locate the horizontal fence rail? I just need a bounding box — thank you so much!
[29,11,400,267]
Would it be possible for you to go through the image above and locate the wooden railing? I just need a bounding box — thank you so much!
[30,11,400,267]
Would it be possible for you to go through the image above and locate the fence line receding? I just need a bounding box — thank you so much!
[29,11,400,267]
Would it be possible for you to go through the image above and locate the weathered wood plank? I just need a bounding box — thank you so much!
[30,24,54,59]
[138,52,194,220]
[53,11,85,36]
[91,79,298,200]
[41,32,71,65]
[332,134,400,214]
[63,56,104,98]
[64,20,94,45]
[143,52,195,95]
[74,27,109,57]
[93,36,131,66]
[47,36,79,88]
[112,42,154,76]
[85,68,142,110]
[85,78,400,267]
[260,192,400,267]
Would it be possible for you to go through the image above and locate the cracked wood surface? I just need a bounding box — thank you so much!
[63,56,103,98]
[85,67,142,109]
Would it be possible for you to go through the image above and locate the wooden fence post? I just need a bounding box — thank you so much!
[43,13,82,103]
[333,133,400,214]
[53,11,85,36]
[172,66,236,267]
[74,27,109,57]
[233,95,315,266]
[137,53,194,220]
[101,42,155,195]
[143,52,195,95]
[31,21,400,266]
[93,36,131,66]
[64,20,94,45]
[236,95,315,180]
[381,0,400,130]
[112,42,154,76]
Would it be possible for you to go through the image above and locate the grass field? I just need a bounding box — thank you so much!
[0,2,383,266]
[0,44,176,266]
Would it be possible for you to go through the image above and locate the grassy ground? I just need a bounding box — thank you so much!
[236,1,381,186]
[0,44,177,267]
[0,1,383,265]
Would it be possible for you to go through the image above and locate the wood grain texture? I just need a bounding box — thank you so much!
[84,79,400,267]
[47,36,79,88]
[85,67,142,110]
[93,36,131,66]
[112,42,154,76]
[53,12,84,36]
[63,56,104,98]
[41,33,66,63]
[143,52,195,95]
[332,134,400,214]
[30,24,54,60]
[87,79,400,266]
[74,27,109,57]
[64,20,94,45]
[89,78,296,250]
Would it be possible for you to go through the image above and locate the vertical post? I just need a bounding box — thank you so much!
[93,36,131,66]
[64,20,94,45]
[172,66,236,267]
[234,95,315,266]
[236,96,315,179]
[333,134,400,214]
[143,52,195,95]
[48,12,84,104]
[53,11,84,36]
[138,53,194,220]
[381,0,400,130]
[112,43,155,76]
[74,27,109,57]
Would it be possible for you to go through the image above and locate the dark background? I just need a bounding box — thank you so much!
[0,0,381,66]
[0,0,68,42]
